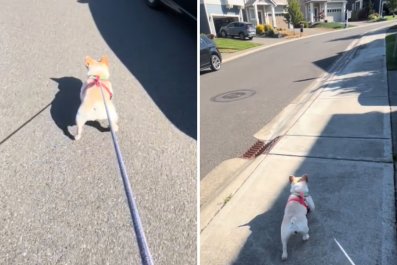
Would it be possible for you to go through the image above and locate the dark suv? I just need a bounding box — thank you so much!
[219,22,256,40]
[200,35,222,71]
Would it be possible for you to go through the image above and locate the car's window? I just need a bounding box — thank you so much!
[201,35,214,46]
[200,37,207,48]
[229,22,236,28]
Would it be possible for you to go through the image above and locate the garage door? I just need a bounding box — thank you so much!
[213,17,238,36]
[327,8,342,22]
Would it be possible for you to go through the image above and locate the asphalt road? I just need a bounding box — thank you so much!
[200,23,389,179]
[0,1,196,265]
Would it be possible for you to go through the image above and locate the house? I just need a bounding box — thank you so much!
[352,0,363,11]
[300,0,348,23]
[200,0,245,35]
[244,0,289,28]
[200,0,288,35]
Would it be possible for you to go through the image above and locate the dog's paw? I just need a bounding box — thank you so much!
[74,134,81,141]
[281,253,288,261]
[302,234,310,241]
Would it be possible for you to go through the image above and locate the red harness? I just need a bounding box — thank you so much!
[287,192,310,213]
[84,76,113,99]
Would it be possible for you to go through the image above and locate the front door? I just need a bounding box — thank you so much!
[314,7,318,21]
[258,10,264,25]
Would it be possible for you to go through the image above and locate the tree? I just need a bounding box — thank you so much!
[286,0,305,28]
[388,0,397,17]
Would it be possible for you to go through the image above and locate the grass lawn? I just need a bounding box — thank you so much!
[214,38,262,53]
[373,15,397,22]
[311,22,347,29]
[386,32,397,70]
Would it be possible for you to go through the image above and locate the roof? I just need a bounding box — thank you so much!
[245,0,287,6]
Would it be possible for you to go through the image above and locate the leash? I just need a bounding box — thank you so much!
[96,76,154,265]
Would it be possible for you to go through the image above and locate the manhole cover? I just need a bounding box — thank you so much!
[211,89,256,103]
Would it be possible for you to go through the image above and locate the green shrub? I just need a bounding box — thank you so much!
[264,24,273,32]
[256,24,265,34]
[299,21,309,28]
[368,12,379,20]
[266,28,279,37]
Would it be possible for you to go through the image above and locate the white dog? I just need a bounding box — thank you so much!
[75,55,119,140]
[281,175,315,261]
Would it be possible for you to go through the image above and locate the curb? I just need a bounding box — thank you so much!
[200,155,266,231]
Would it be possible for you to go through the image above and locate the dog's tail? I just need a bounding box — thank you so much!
[289,217,299,234]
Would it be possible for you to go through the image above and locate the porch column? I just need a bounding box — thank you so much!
[309,2,314,23]
[245,8,250,22]
[254,3,259,25]
[342,2,346,21]
[239,7,243,21]
[305,5,308,20]
[324,2,327,20]
[271,5,277,27]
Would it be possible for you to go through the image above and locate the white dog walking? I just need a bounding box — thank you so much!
[281,175,315,261]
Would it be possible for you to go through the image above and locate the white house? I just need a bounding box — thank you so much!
[200,0,245,35]
[352,0,363,11]
[200,0,288,35]
[300,0,347,23]
[244,0,288,28]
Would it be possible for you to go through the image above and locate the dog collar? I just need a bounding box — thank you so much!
[292,192,309,197]
[88,75,108,81]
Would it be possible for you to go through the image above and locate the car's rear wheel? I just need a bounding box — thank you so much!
[239,32,245,40]
[210,54,221,71]
[220,30,227,38]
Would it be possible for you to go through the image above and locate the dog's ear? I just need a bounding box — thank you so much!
[85,56,94,67]
[289,175,295,183]
[302,175,309,182]
[99,55,109,66]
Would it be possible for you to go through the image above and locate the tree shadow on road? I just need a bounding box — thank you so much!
[78,0,197,139]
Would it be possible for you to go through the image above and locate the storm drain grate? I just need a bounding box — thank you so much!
[241,136,281,159]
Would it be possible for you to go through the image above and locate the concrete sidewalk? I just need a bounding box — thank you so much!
[201,25,396,265]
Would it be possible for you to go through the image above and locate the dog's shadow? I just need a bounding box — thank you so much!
[50,77,109,140]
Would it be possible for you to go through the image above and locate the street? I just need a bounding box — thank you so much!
[0,1,196,265]
[200,23,392,178]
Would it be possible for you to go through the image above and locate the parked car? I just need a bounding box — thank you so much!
[219,22,256,40]
[200,35,222,71]
[145,0,196,20]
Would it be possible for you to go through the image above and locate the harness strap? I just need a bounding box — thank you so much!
[287,192,310,213]
[85,76,113,99]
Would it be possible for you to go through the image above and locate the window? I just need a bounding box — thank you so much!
[249,8,255,20]
[327,9,342,13]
